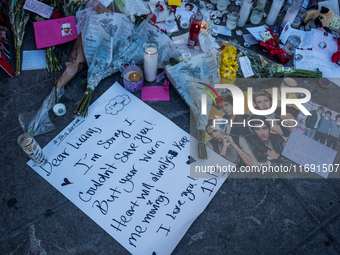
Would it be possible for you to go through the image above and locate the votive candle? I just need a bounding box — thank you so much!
[143,43,158,82]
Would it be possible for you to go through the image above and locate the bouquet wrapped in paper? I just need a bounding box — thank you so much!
[220,41,323,78]
[166,48,225,159]
[76,11,174,116]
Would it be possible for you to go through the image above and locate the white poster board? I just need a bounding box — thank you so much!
[28,82,232,254]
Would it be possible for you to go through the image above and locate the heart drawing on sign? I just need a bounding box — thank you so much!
[61,178,73,186]
[186,156,196,165]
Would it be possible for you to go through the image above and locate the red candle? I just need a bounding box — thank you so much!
[188,13,203,46]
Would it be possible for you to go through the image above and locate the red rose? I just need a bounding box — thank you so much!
[156,3,164,12]
[51,10,64,19]
[150,14,157,23]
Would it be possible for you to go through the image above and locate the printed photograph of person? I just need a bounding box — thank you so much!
[205,119,258,167]
[327,114,340,150]
[275,106,300,133]
[61,23,72,36]
[314,110,332,145]
[205,119,241,165]
[175,3,197,20]
[185,3,194,11]
[212,92,252,137]
[304,106,324,139]
[252,89,290,137]
[293,101,340,152]
[244,115,286,166]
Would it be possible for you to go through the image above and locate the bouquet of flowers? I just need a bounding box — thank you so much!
[9,0,30,76]
[220,41,323,78]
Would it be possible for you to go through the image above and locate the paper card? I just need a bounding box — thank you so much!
[142,86,170,101]
[22,50,46,70]
[33,16,78,49]
[243,34,259,45]
[246,25,267,41]
[282,131,337,179]
[171,33,189,44]
[24,0,54,19]
[156,21,179,33]
[280,23,314,49]
[312,29,338,57]
[283,100,340,178]
[294,49,340,78]
[27,82,229,255]
[168,0,181,6]
[124,0,149,16]
[239,56,254,78]
[212,25,232,36]
[175,4,197,20]
[0,2,13,77]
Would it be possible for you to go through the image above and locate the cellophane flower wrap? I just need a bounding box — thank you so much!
[76,11,174,117]
[166,48,227,159]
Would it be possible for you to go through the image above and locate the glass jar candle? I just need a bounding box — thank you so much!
[17,133,48,166]
[256,0,267,10]
[250,7,263,25]
[123,65,144,92]
[188,13,203,46]
[284,35,301,55]
[217,0,230,11]
[281,0,303,27]
[143,43,158,82]
[226,12,240,30]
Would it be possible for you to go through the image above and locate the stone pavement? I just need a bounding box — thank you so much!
[1,11,340,255]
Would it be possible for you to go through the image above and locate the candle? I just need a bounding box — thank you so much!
[188,13,203,46]
[237,0,253,27]
[281,0,303,27]
[143,44,158,82]
[266,0,284,25]
[122,65,144,92]
[281,75,300,88]
[124,71,142,82]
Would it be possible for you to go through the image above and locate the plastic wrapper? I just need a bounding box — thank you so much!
[158,44,203,69]
[224,41,322,78]
[17,0,113,136]
[76,10,174,116]
[18,88,65,136]
[166,48,225,158]
[9,0,30,76]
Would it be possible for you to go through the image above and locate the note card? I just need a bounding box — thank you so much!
[33,16,78,49]
[142,86,170,101]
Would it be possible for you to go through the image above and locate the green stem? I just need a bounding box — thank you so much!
[15,45,21,76]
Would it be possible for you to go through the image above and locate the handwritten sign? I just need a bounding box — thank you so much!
[27,82,231,254]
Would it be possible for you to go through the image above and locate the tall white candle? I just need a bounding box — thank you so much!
[237,0,253,27]
[266,0,284,26]
[144,44,158,82]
